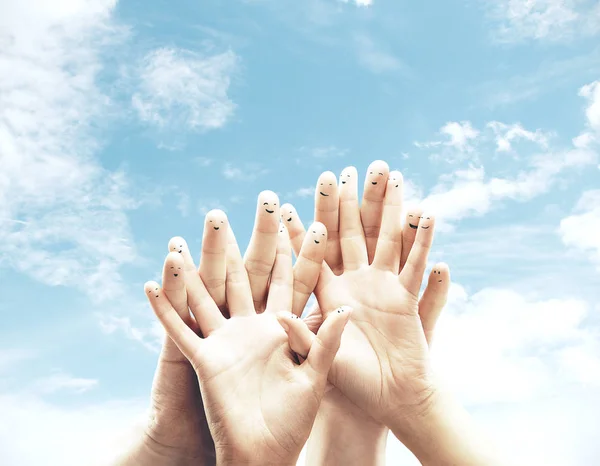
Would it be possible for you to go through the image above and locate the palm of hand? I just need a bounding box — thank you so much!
[192,313,322,461]
[318,267,433,423]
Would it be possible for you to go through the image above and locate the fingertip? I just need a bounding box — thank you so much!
[308,221,327,240]
[165,251,184,266]
[168,236,187,253]
[144,281,161,298]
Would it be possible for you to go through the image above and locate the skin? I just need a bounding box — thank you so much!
[115,196,285,466]
[145,224,351,466]
[244,190,280,312]
[287,164,498,465]
[285,165,452,466]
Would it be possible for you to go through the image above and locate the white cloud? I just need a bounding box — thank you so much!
[285,187,314,199]
[487,0,600,43]
[31,373,99,395]
[339,0,373,6]
[414,121,479,157]
[421,139,597,229]
[434,284,600,404]
[0,0,137,301]
[579,80,600,131]
[0,391,147,466]
[99,312,164,353]
[132,47,238,132]
[302,145,349,159]
[441,121,479,151]
[417,85,599,228]
[195,156,213,167]
[487,121,551,152]
[354,34,406,74]
[559,190,600,268]
[222,162,269,181]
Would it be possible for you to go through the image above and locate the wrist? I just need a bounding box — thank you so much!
[216,450,296,466]
[388,386,500,466]
[306,388,387,466]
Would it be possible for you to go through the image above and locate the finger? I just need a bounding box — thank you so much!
[145,281,201,365]
[281,203,305,256]
[225,226,254,317]
[315,171,342,273]
[168,236,195,268]
[198,210,228,311]
[339,166,367,270]
[171,237,225,336]
[372,171,404,272]
[361,160,390,264]
[419,263,450,346]
[399,214,436,297]
[245,190,280,312]
[399,207,423,272]
[276,311,313,359]
[162,252,190,322]
[265,225,293,314]
[292,222,327,317]
[307,306,352,376]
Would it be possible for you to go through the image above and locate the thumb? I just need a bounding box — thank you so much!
[276,311,314,358]
[306,306,352,376]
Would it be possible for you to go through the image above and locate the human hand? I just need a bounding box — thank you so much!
[283,161,450,465]
[146,217,351,466]
[116,191,284,466]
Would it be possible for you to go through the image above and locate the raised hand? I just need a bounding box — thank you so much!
[284,161,452,465]
[146,217,351,465]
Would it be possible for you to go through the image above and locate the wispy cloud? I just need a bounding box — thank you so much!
[132,47,238,132]
[486,121,551,152]
[354,34,408,75]
[416,85,599,229]
[31,373,98,395]
[485,0,600,43]
[476,48,600,108]
[298,145,349,159]
[559,190,600,269]
[285,187,314,199]
[414,121,480,160]
[222,162,269,181]
[0,0,136,302]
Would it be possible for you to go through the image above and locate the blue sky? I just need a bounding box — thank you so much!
[1,0,600,464]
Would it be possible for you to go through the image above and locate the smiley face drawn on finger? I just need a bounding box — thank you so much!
[368,171,385,186]
[169,237,185,254]
[420,216,432,230]
[389,171,402,188]
[319,181,333,197]
[433,269,443,282]
[263,201,277,214]
[209,219,225,230]
[170,265,182,278]
[311,229,326,244]
[341,172,351,184]
[408,214,419,229]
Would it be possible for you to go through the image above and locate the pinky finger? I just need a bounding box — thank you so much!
[418,263,450,346]
[145,281,201,366]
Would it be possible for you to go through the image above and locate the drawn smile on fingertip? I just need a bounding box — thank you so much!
[320,192,329,197]
[265,209,274,213]
[409,224,418,229]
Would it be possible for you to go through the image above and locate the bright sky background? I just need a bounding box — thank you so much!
[1,0,600,465]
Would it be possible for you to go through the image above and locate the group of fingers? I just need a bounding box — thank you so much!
[145,191,327,352]
[282,161,450,334]
[145,162,451,360]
